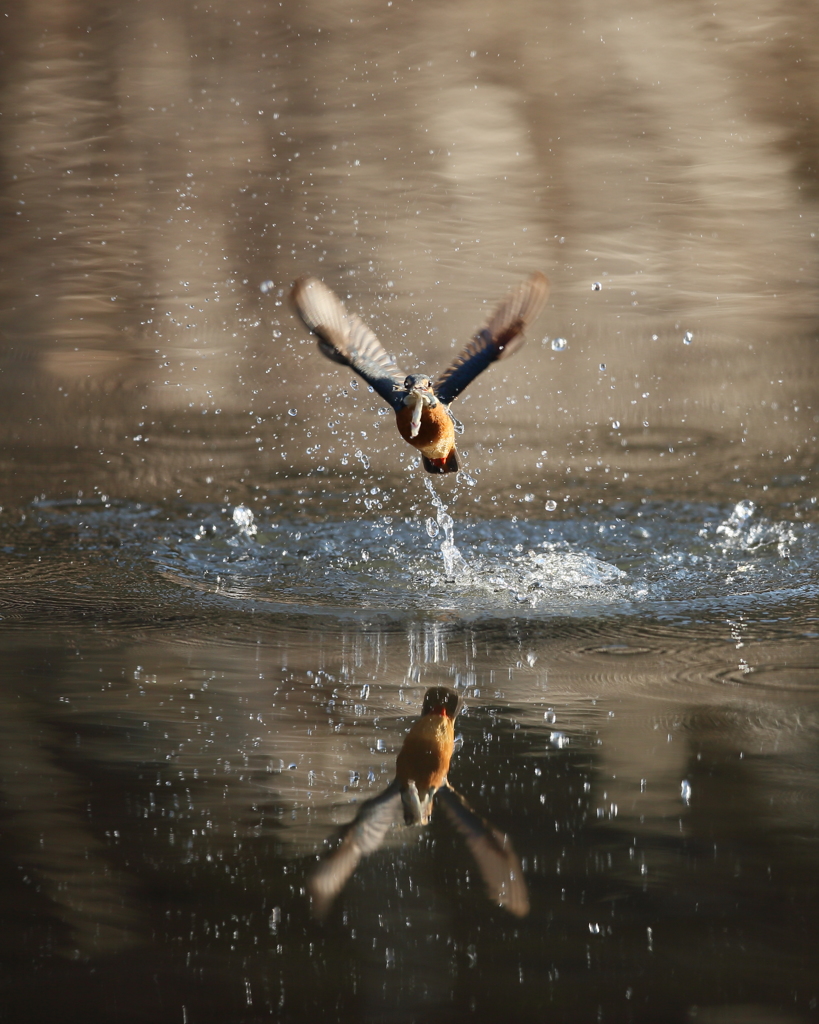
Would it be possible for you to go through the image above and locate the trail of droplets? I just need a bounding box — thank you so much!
[422,477,468,579]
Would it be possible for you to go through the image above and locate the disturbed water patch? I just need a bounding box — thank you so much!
[6,496,815,628]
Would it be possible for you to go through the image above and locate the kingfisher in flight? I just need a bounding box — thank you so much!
[290,272,549,473]
[307,686,529,919]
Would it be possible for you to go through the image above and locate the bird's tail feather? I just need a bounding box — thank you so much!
[422,450,459,474]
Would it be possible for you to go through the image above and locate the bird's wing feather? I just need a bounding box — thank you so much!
[434,271,549,405]
[307,780,402,919]
[437,783,530,917]
[291,277,406,410]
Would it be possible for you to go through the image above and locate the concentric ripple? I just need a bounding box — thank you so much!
[7,496,814,629]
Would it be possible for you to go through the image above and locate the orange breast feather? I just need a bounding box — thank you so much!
[395,402,454,459]
[395,713,455,792]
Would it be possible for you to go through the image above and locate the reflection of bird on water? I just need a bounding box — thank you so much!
[290,272,549,473]
[307,686,529,919]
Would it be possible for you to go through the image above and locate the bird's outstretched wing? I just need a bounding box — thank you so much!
[291,277,406,410]
[307,780,402,919]
[437,783,530,918]
[434,272,549,405]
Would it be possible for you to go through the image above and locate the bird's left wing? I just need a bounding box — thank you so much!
[437,782,529,917]
[291,277,406,410]
[434,271,549,405]
[307,780,402,919]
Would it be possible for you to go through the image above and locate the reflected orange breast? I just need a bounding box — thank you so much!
[395,712,455,792]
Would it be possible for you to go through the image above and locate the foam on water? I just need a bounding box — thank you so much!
[97,497,815,621]
[17,495,814,624]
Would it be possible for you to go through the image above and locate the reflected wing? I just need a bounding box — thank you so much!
[307,780,402,919]
[437,783,529,917]
[434,272,549,405]
[291,277,406,410]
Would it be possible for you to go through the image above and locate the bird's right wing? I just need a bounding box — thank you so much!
[291,277,406,410]
[434,272,549,405]
[437,783,530,917]
[307,780,402,919]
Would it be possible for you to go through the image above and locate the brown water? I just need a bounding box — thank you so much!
[1,1,818,1022]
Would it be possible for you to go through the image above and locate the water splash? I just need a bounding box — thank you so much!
[231,505,258,542]
[715,500,795,556]
[423,477,468,579]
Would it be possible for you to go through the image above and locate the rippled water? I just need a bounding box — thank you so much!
[20,492,812,622]
[2,491,819,1021]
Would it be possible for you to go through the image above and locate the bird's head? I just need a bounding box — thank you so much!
[421,686,463,719]
[403,374,433,395]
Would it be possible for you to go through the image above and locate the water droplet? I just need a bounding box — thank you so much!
[550,337,568,352]
[591,281,602,291]
[545,499,557,511]
[732,499,755,523]
[680,779,692,805]
[599,363,606,372]
[287,408,297,417]
[425,517,439,538]
[611,420,620,429]
[683,331,694,345]
[259,280,274,294]
[651,334,659,341]
[232,505,255,531]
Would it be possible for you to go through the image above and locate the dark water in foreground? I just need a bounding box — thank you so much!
[1,495,818,1023]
